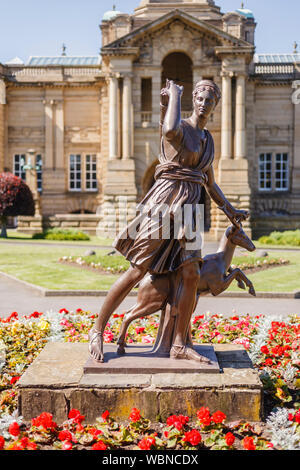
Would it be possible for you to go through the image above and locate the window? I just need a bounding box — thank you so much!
[36,154,42,192]
[258,153,289,192]
[69,154,98,192]
[141,78,152,123]
[85,154,97,191]
[69,154,82,191]
[275,153,289,191]
[259,153,272,191]
[13,154,26,180]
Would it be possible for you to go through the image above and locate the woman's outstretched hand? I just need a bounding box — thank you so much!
[161,80,184,107]
[166,79,184,96]
[230,208,250,228]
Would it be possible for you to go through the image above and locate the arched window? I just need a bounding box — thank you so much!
[161,52,193,112]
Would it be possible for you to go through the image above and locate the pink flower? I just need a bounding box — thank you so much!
[103,331,114,343]
[141,335,155,344]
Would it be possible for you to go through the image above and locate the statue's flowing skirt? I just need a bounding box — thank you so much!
[113,177,204,274]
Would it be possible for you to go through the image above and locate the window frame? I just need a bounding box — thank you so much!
[85,154,98,192]
[258,151,289,193]
[36,154,43,193]
[69,153,82,192]
[275,152,289,192]
[68,153,98,192]
[13,154,26,181]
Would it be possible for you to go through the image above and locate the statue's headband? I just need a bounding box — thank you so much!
[193,80,221,105]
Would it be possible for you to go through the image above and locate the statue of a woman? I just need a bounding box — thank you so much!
[89,79,249,363]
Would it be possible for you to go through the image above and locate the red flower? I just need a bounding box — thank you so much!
[27,441,37,450]
[62,441,73,450]
[197,407,212,427]
[76,423,84,433]
[58,430,73,442]
[59,308,69,314]
[0,436,5,450]
[211,410,226,424]
[295,411,300,424]
[260,346,269,355]
[183,429,202,446]
[29,311,43,318]
[243,436,256,450]
[10,376,20,385]
[225,432,235,447]
[135,327,145,335]
[138,437,156,450]
[101,410,110,421]
[20,437,29,448]
[9,422,20,437]
[166,414,189,430]
[31,412,57,430]
[129,408,141,422]
[92,440,107,450]
[68,409,85,424]
[264,358,273,366]
[89,428,103,438]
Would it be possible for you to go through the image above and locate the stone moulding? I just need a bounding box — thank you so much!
[17,342,263,424]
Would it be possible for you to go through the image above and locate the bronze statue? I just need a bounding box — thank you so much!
[89,78,249,363]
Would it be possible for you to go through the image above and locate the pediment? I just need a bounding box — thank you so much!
[102,9,249,53]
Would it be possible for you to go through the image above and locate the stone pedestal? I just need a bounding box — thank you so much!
[18,342,263,425]
[96,158,138,238]
[213,158,252,240]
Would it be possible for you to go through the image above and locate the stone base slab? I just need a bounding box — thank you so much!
[18,342,263,424]
[84,344,220,374]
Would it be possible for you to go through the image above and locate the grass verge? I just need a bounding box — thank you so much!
[0,245,298,293]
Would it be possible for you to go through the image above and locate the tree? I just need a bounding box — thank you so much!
[0,172,35,238]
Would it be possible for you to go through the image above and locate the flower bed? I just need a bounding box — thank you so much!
[0,309,299,450]
[58,254,290,275]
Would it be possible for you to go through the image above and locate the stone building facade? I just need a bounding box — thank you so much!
[0,0,300,238]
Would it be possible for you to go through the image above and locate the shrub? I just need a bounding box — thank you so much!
[0,172,35,238]
[258,230,300,247]
[33,228,90,241]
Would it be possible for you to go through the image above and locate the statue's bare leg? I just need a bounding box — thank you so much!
[170,261,211,364]
[89,264,147,362]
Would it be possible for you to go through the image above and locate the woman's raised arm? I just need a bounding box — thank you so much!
[162,80,183,142]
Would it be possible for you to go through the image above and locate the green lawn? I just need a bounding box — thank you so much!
[0,244,118,290]
[227,251,300,293]
[254,241,300,251]
[0,244,299,293]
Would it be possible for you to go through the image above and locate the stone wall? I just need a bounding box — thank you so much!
[18,214,103,236]
[252,215,300,239]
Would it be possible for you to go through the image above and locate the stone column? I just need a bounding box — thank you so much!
[235,74,246,159]
[0,79,6,172]
[221,73,232,160]
[122,74,133,159]
[55,98,64,169]
[109,75,119,160]
[44,97,54,170]
[42,92,66,215]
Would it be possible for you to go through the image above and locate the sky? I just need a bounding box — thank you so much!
[0,0,299,64]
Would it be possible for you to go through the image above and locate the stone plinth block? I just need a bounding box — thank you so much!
[84,344,220,375]
[18,342,263,424]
